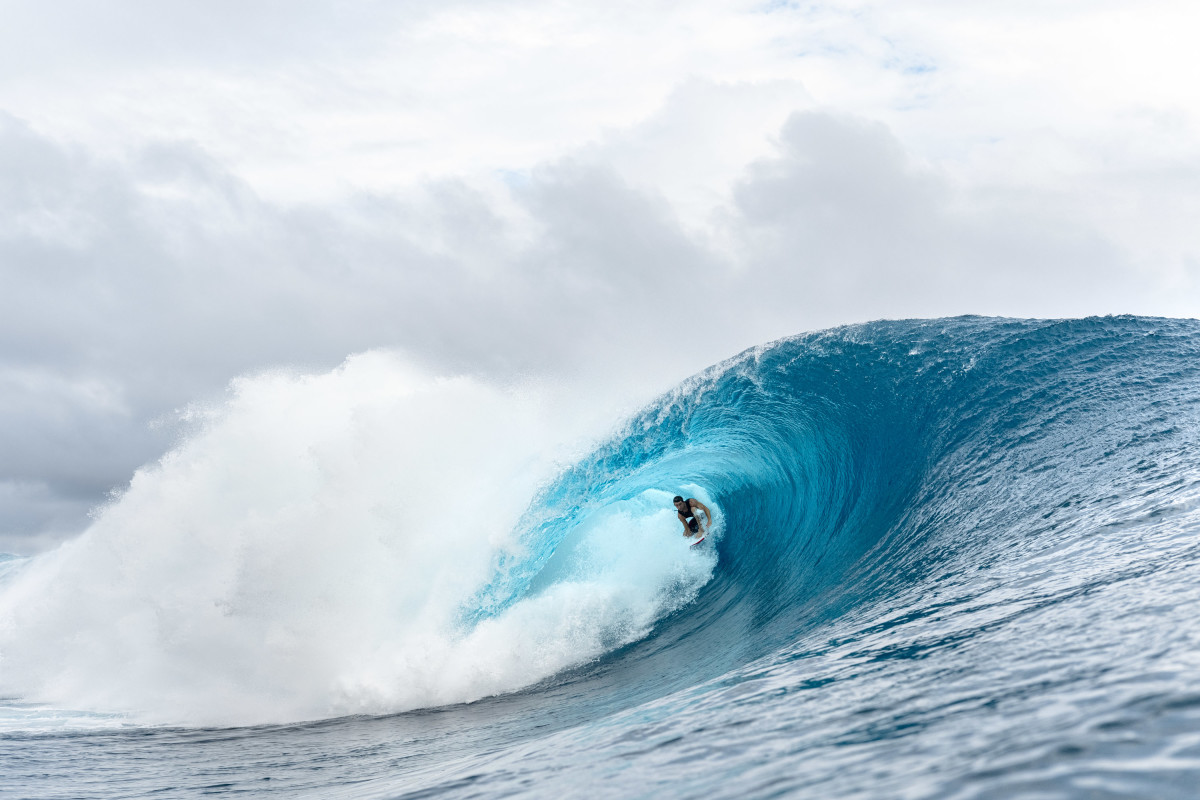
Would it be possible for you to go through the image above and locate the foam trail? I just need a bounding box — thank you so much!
[0,351,715,726]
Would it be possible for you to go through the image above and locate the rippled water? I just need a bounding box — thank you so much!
[4,316,1200,798]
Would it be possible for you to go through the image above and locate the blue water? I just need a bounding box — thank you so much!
[4,315,1200,798]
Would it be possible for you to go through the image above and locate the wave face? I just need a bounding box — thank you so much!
[4,316,1200,799]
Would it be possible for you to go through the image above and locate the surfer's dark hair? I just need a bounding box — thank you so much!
[673,495,685,503]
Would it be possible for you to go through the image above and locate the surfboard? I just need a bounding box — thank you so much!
[689,535,706,548]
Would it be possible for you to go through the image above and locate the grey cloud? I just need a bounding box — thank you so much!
[731,112,1140,325]
[0,480,96,554]
[0,108,1157,553]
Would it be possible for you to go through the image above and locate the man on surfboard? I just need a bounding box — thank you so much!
[673,496,713,540]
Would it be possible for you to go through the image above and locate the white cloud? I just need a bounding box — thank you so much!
[1,1,1198,550]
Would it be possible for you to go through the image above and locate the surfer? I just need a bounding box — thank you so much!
[673,496,713,539]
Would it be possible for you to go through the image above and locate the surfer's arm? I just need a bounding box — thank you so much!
[678,512,693,536]
[692,500,714,531]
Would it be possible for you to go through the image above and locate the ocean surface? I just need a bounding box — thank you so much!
[3,315,1200,798]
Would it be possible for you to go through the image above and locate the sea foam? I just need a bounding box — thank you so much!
[0,351,715,726]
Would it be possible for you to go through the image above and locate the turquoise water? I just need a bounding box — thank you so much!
[4,316,1200,798]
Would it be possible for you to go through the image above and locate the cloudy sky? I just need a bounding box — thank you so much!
[2,0,1198,553]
